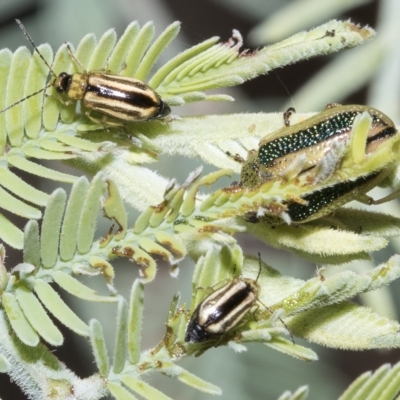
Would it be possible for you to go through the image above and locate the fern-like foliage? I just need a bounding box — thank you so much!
[0,19,374,247]
[273,361,400,400]
[0,17,399,400]
[0,169,400,398]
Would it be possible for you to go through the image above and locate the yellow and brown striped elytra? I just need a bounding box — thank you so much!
[0,20,171,125]
[185,276,260,343]
[185,254,293,343]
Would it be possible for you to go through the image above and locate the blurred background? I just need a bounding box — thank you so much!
[0,0,399,399]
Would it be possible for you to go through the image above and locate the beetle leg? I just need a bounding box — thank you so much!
[44,92,73,106]
[283,107,296,127]
[226,151,245,163]
[366,189,400,205]
[85,110,124,128]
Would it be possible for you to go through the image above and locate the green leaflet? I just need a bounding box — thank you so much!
[276,386,309,400]
[90,319,110,377]
[53,271,118,303]
[160,362,222,395]
[0,213,23,249]
[33,279,89,336]
[338,362,400,400]
[121,375,174,400]
[15,286,63,346]
[59,176,90,261]
[127,280,144,365]
[2,292,39,346]
[108,383,139,400]
[40,189,67,268]
[77,173,107,254]
[112,298,129,374]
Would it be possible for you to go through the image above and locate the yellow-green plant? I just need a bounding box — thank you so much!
[0,19,400,400]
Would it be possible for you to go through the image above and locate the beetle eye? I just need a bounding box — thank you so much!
[55,72,71,93]
[157,101,171,118]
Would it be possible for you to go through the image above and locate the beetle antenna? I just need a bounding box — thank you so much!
[257,252,295,344]
[258,298,295,344]
[0,83,53,114]
[15,19,57,78]
[256,252,263,281]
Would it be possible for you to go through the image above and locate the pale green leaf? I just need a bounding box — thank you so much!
[103,178,128,240]
[325,208,400,238]
[133,207,155,234]
[107,21,140,73]
[250,1,370,43]
[365,255,400,292]
[53,271,118,303]
[127,280,144,365]
[7,155,78,183]
[155,20,374,98]
[265,337,318,362]
[155,231,186,261]
[24,44,52,139]
[364,363,400,400]
[128,245,156,283]
[0,185,41,219]
[137,237,174,263]
[23,220,40,268]
[112,298,128,374]
[274,225,387,256]
[123,22,155,78]
[89,256,115,291]
[56,132,103,152]
[89,319,110,377]
[0,48,12,155]
[39,140,80,153]
[149,36,219,89]
[2,292,39,346]
[0,245,7,293]
[59,176,90,261]
[266,256,400,315]
[42,44,73,129]
[86,28,116,71]
[121,375,174,400]
[0,213,23,249]
[24,147,79,160]
[0,353,10,373]
[161,362,222,395]
[40,189,66,268]
[5,47,30,146]
[339,362,400,400]
[77,173,106,254]
[0,166,49,206]
[134,21,180,82]
[276,386,309,400]
[15,286,63,346]
[289,302,400,350]
[108,382,139,400]
[247,222,385,265]
[33,279,89,336]
[75,34,97,73]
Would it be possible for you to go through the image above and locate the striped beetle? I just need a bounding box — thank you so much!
[185,254,292,343]
[185,276,260,343]
[0,20,171,125]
